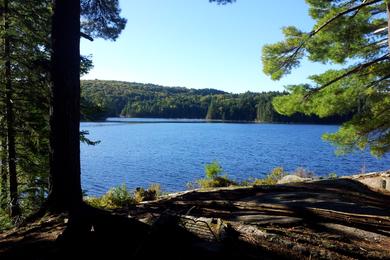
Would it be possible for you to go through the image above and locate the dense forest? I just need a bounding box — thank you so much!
[81,80,349,123]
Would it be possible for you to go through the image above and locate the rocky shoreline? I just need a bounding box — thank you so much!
[1,170,389,259]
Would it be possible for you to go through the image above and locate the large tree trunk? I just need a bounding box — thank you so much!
[4,0,20,217]
[47,0,82,212]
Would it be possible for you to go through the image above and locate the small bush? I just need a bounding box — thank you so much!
[134,183,161,203]
[194,161,237,189]
[205,161,223,179]
[85,183,162,208]
[85,184,135,209]
[328,172,338,179]
[104,184,135,207]
[84,196,105,209]
[197,176,236,188]
[251,167,286,185]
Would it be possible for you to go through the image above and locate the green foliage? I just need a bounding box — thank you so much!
[81,0,127,41]
[191,161,237,189]
[80,130,101,146]
[84,183,162,209]
[134,184,161,203]
[0,0,127,221]
[100,184,135,208]
[204,161,223,179]
[0,0,52,219]
[0,209,13,231]
[250,167,286,185]
[196,176,237,189]
[328,172,338,179]
[81,80,347,124]
[262,0,390,156]
[85,184,135,209]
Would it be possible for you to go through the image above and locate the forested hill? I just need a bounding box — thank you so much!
[80,80,348,123]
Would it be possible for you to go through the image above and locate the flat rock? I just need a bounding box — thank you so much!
[277,174,311,184]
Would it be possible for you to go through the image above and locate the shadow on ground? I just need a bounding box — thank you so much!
[0,178,389,259]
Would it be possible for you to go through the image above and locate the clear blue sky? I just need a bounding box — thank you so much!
[81,0,332,93]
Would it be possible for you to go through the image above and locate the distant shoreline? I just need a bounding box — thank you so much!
[81,117,342,126]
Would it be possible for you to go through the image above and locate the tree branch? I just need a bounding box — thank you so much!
[351,0,368,18]
[305,54,389,98]
[80,32,94,41]
[365,72,390,89]
[275,0,383,74]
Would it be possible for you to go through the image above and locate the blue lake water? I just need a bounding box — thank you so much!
[80,118,390,196]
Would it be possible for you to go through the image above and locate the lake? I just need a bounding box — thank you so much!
[80,118,390,196]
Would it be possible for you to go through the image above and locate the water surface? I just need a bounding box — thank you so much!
[81,118,390,196]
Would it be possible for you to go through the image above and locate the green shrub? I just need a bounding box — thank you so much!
[84,196,105,209]
[104,184,135,207]
[195,161,237,189]
[328,172,338,179]
[205,161,223,179]
[251,167,286,186]
[134,183,161,203]
[85,183,162,208]
[197,176,237,188]
[85,184,135,209]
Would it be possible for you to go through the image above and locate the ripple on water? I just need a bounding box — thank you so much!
[80,121,390,196]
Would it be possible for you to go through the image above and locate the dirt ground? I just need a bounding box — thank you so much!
[1,178,389,259]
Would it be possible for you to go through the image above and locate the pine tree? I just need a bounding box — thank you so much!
[262,0,390,156]
[47,0,126,211]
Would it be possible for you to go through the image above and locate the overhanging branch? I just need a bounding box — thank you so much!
[275,0,383,74]
[305,54,389,98]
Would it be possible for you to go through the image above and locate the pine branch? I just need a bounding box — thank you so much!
[351,0,368,18]
[276,0,383,73]
[305,54,389,98]
[365,72,390,89]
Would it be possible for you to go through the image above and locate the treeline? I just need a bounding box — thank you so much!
[81,80,349,123]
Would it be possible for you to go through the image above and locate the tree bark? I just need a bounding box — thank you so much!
[47,0,82,211]
[4,0,20,217]
[0,135,8,207]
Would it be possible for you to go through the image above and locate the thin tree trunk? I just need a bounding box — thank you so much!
[0,134,8,207]
[4,0,20,217]
[47,0,82,212]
